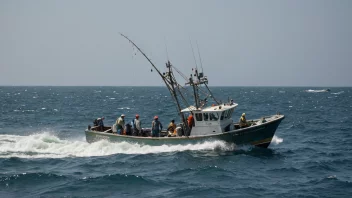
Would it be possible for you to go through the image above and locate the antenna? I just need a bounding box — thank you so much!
[189,38,198,71]
[196,41,204,73]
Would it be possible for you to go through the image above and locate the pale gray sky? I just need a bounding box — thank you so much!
[1,0,351,86]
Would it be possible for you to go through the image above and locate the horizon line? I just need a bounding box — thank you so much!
[0,85,351,88]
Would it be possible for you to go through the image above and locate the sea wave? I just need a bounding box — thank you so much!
[0,132,235,158]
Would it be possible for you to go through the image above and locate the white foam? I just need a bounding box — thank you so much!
[331,91,344,95]
[118,107,131,110]
[0,133,235,159]
[305,89,329,93]
[271,135,283,145]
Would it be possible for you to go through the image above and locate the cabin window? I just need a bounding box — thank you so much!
[203,113,209,121]
[226,110,232,119]
[195,113,203,121]
[220,111,225,120]
[210,113,219,121]
[229,109,233,118]
[224,110,229,119]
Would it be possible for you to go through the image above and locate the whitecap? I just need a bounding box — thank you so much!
[331,91,344,95]
[305,89,330,93]
[118,107,131,110]
[327,175,337,179]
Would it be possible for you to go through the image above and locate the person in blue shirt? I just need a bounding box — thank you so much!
[151,116,163,137]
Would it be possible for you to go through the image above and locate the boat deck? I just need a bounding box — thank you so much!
[88,115,283,138]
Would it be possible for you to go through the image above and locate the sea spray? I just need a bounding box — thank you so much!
[271,135,283,145]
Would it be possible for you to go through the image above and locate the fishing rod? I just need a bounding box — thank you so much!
[120,33,190,134]
[120,33,165,79]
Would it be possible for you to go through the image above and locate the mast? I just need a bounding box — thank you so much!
[120,33,188,131]
[166,61,187,126]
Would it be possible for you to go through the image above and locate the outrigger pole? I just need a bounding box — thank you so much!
[119,33,189,134]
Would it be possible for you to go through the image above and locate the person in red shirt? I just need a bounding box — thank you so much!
[188,113,195,129]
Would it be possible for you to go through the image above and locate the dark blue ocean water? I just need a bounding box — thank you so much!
[0,86,351,197]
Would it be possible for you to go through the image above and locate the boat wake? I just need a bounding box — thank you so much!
[0,132,237,158]
[0,133,284,158]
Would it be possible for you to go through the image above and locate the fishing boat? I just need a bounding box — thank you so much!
[85,34,285,148]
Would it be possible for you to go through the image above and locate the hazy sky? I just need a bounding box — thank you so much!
[1,0,351,86]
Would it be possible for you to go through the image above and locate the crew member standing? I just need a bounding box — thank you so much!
[133,114,142,136]
[188,113,195,129]
[116,114,125,134]
[151,116,162,137]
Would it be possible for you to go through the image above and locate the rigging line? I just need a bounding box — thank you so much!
[204,83,220,105]
[197,85,210,96]
[170,74,192,97]
[171,65,188,81]
[189,38,198,71]
[175,85,191,108]
[196,41,204,73]
[170,72,191,106]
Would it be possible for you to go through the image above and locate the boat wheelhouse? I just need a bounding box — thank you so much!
[181,103,237,136]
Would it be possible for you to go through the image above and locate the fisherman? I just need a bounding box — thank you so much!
[230,99,234,105]
[98,117,105,131]
[151,116,163,137]
[132,114,141,136]
[239,113,248,128]
[188,113,195,129]
[167,119,177,137]
[116,114,125,135]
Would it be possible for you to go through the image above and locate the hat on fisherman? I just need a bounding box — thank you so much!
[154,116,158,119]
[121,114,125,117]
[242,113,246,116]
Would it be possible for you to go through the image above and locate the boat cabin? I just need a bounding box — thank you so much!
[181,103,238,135]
